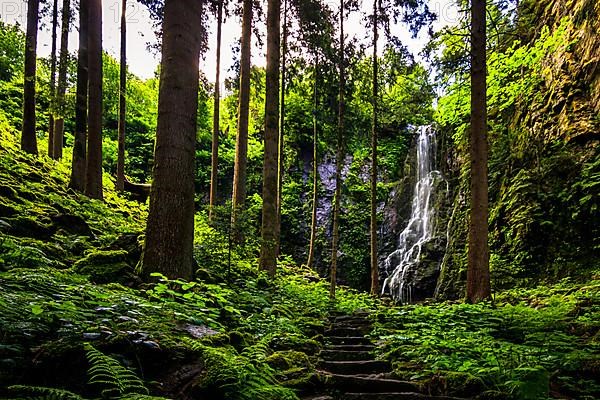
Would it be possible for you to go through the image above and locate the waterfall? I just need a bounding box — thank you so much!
[382,126,444,303]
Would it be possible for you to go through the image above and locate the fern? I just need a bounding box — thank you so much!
[8,385,84,400]
[85,344,149,398]
[179,338,298,400]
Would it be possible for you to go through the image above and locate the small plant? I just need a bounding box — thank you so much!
[85,344,149,398]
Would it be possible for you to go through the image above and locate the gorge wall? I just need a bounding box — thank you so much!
[435,0,600,299]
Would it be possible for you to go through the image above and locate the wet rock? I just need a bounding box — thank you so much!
[6,215,55,239]
[109,233,143,264]
[50,214,94,238]
[0,185,18,199]
[178,323,219,339]
[0,219,11,231]
[0,202,17,218]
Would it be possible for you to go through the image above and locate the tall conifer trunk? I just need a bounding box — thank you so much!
[53,0,71,160]
[48,0,58,158]
[231,0,253,238]
[70,0,89,191]
[306,55,319,270]
[466,0,491,303]
[259,0,281,277]
[330,0,345,300]
[209,0,223,220]
[85,0,103,199]
[21,0,40,155]
[142,0,203,280]
[275,0,288,254]
[370,0,380,296]
[116,0,127,191]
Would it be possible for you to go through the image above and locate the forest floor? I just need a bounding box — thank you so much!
[0,118,599,400]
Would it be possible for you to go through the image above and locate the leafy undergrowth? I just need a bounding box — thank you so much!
[0,119,374,400]
[372,279,600,400]
[2,114,599,400]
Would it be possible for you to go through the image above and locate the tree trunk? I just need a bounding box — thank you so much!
[231,0,253,239]
[306,55,319,270]
[21,0,40,155]
[53,0,71,160]
[116,0,127,191]
[330,0,345,300]
[69,0,89,192]
[466,0,491,303]
[275,0,288,255]
[209,0,223,220]
[141,0,203,281]
[259,0,281,277]
[85,0,103,199]
[370,0,380,296]
[48,0,58,158]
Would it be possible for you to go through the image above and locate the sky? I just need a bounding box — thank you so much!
[0,0,459,84]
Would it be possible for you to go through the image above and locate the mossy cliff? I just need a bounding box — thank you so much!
[436,0,600,299]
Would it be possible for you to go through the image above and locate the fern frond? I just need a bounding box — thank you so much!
[85,343,149,397]
[8,385,85,400]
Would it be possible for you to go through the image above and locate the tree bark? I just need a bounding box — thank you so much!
[306,55,319,270]
[259,0,281,277]
[231,0,253,239]
[466,0,491,303]
[370,0,380,296]
[141,0,202,281]
[48,0,58,158]
[21,0,40,155]
[69,0,89,192]
[53,0,71,160]
[330,0,345,300]
[209,0,223,220]
[85,0,103,199]
[116,0,127,191]
[275,0,288,255]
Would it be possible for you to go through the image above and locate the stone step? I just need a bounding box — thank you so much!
[320,373,419,392]
[325,327,369,337]
[320,349,374,361]
[318,360,390,375]
[327,336,372,345]
[342,393,466,400]
[330,315,372,324]
[326,344,376,352]
[328,311,370,318]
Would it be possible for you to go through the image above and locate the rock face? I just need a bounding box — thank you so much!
[379,128,452,303]
[435,0,600,299]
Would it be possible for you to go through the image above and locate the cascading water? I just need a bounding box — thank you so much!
[382,126,445,303]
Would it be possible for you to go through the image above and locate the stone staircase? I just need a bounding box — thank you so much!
[302,312,466,400]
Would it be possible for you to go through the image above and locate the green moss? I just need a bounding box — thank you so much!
[5,215,54,239]
[435,371,486,397]
[73,250,132,283]
[269,334,320,354]
[266,350,311,371]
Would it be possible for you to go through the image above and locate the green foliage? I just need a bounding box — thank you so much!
[188,342,299,400]
[8,385,85,400]
[0,22,25,81]
[85,344,149,398]
[374,278,600,398]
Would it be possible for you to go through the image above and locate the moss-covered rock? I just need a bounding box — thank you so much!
[50,214,94,238]
[73,250,132,283]
[269,333,320,354]
[266,350,311,371]
[6,215,55,239]
[427,371,486,397]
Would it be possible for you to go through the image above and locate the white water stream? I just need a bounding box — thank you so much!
[382,127,444,303]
